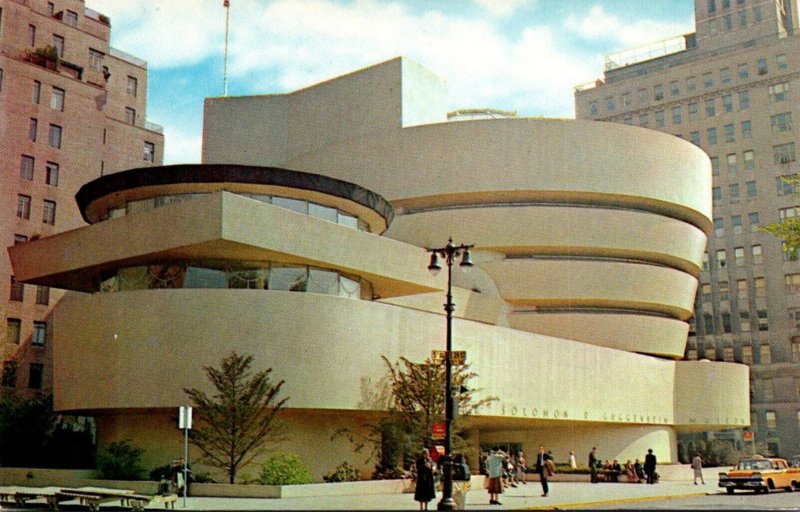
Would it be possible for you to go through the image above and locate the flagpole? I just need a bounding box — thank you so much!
[223,1,230,96]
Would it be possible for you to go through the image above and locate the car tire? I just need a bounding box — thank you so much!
[726,488,734,495]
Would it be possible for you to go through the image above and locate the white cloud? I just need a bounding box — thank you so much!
[566,5,693,47]
[161,124,202,165]
[472,0,531,17]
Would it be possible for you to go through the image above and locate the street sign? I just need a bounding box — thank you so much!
[450,350,466,365]
[431,422,446,440]
[431,350,446,365]
[178,406,192,430]
[742,431,754,441]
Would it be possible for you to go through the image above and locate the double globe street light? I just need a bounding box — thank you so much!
[426,238,473,511]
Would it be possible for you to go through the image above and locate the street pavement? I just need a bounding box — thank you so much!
[163,476,721,510]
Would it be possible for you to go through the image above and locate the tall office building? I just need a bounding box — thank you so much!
[1,0,164,396]
[575,0,800,457]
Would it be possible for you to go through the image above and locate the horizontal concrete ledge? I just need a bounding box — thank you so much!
[191,479,412,498]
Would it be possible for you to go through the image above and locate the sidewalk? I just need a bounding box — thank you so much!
[166,475,720,510]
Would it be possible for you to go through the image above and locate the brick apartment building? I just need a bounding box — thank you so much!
[1,0,164,397]
[575,0,800,457]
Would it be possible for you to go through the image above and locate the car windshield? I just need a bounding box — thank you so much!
[736,460,774,470]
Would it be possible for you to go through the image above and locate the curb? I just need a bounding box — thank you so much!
[520,491,709,510]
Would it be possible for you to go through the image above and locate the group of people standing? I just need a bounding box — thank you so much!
[589,446,658,484]
[482,446,553,504]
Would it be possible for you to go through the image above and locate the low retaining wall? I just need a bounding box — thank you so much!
[191,479,412,498]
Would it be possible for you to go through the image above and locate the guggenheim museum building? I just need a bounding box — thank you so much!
[9,57,749,479]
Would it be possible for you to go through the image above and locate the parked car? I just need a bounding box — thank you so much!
[718,455,800,494]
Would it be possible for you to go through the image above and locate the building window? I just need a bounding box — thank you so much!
[776,175,796,195]
[732,214,742,234]
[722,94,733,113]
[764,378,774,401]
[740,310,751,332]
[720,281,730,301]
[14,234,28,245]
[89,48,104,71]
[32,80,41,104]
[757,57,768,75]
[742,150,753,171]
[725,153,739,174]
[708,0,716,13]
[45,162,59,186]
[705,98,716,117]
[784,242,800,261]
[740,120,752,139]
[779,206,799,221]
[17,195,31,220]
[590,102,598,117]
[717,249,727,268]
[776,53,787,70]
[6,319,21,344]
[2,361,18,388]
[655,110,665,127]
[757,311,769,332]
[10,276,24,301]
[53,35,64,58]
[686,348,697,360]
[672,106,682,124]
[787,273,800,294]
[688,103,698,122]
[737,279,748,299]
[32,321,46,347]
[755,277,766,297]
[771,112,793,132]
[792,338,800,361]
[669,82,679,97]
[730,183,740,203]
[705,345,716,360]
[653,85,664,101]
[724,123,735,142]
[774,142,796,164]
[703,72,713,89]
[605,96,616,112]
[746,180,757,199]
[686,77,696,92]
[714,218,725,237]
[734,246,745,266]
[721,68,731,85]
[64,10,78,26]
[752,245,762,265]
[701,283,712,301]
[47,2,54,15]
[703,252,709,271]
[713,186,722,201]
[28,24,36,46]
[144,142,155,162]
[48,124,62,148]
[50,87,64,111]
[36,285,50,305]
[623,116,633,126]
[723,345,734,361]
[125,107,136,125]
[42,200,56,225]
[739,8,748,27]
[742,344,753,364]
[20,155,34,181]
[708,127,718,145]
[750,212,760,231]
[769,82,789,103]
[739,90,750,109]
[127,75,138,96]
[28,363,43,390]
[738,63,749,80]
[29,118,37,142]
[710,156,719,174]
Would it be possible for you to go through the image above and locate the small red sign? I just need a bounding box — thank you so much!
[431,423,446,440]
[742,431,754,441]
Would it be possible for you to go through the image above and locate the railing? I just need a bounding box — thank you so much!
[84,7,111,26]
[604,34,689,71]
[145,122,164,134]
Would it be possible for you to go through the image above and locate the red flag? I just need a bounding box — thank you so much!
[223,0,229,7]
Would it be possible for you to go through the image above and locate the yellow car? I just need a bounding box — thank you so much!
[718,456,800,494]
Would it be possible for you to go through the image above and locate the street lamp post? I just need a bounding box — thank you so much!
[426,238,473,511]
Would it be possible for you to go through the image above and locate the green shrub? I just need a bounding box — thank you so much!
[324,461,362,482]
[259,452,313,485]
[97,440,146,480]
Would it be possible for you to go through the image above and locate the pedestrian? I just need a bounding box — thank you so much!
[414,449,436,510]
[644,448,657,484]
[691,452,705,485]
[589,446,599,483]
[569,450,577,469]
[485,447,505,506]
[517,451,527,484]
[534,445,554,497]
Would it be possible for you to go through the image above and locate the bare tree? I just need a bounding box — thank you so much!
[184,351,288,484]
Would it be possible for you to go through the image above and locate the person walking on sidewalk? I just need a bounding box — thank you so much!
[485,447,505,505]
[534,445,554,497]
[691,452,705,485]
[589,446,599,483]
[644,449,657,484]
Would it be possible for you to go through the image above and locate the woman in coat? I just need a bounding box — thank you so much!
[414,449,436,509]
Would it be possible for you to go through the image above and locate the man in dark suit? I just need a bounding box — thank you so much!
[588,446,599,483]
[644,449,657,484]
[534,445,553,497]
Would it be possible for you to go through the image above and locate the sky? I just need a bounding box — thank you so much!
[97,0,698,165]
